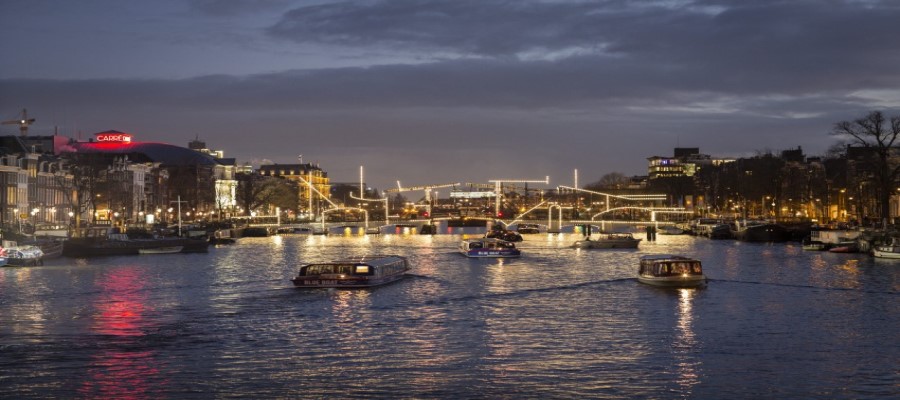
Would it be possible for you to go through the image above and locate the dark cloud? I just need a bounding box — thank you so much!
[187,0,295,16]
[3,0,900,188]
[267,0,900,94]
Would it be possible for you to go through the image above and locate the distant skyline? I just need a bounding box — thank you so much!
[2,0,899,191]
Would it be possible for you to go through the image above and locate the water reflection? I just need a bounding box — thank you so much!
[79,266,163,399]
[674,289,700,393]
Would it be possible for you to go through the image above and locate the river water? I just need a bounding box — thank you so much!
[1,231,897,399]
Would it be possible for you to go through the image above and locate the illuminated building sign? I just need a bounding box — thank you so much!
[95,133,133,143]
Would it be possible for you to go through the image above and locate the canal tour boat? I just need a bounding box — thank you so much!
[460,238,521,258]
[291,255,410,288]
[638,255,706,287]
[573,233,641,249]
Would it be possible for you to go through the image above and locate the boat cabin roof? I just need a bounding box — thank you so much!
[319,254,407,267]
[465,237,513,244]
[640,254,698,263]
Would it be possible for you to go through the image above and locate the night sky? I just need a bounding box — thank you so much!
[2,0,899,191]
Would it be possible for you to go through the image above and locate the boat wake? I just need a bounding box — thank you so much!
[707,278,898,295]
[421,278,635,306]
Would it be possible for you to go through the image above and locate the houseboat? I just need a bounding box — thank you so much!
[460,238,521,258]
[291,255,410,288]
[63,227,209,257]
[638,255,706,287]
[731,221,790,242]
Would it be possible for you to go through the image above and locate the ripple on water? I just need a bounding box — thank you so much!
[1,234,897,398]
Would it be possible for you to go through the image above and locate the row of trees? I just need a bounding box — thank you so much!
[586,111,900,224]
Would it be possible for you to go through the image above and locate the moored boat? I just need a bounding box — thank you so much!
[872,238,900,259]
[291,255,410,288]
[731,221,790,242]
[63,227,209,257]
[460,238,521,258]
[801,236,827,251]
[658,225,686,235]
[638,255,706,287]
[828,241,859,253]
[573,233,641,249]
[1,242,44,267]
[209,229,237,245]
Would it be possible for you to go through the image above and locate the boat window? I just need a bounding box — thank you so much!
[338,265,353,275]
[355,265,371,274]
[470,242,482,249]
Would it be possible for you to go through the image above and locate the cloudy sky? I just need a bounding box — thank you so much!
[2,0,899,191]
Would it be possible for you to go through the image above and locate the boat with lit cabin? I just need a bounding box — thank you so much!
[291,255,410,288]
[460,238,521,258]
[638,255,706,287]
[573,233,641,249]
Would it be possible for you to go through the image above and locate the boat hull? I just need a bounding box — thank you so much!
[461,249,521,258]
[139,246,184,254]
[638,275,707,287]
[63,238,209,257]
[732,223,790,242]
[291,274,406,288]
[573,239,640,249]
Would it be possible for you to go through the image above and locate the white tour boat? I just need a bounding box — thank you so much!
[460,238,521,258]
[573,233,641,249]
[291,255,410,288]
[638,255,706,287]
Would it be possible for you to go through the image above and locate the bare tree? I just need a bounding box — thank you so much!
[832,111,900,222]
[586,172,629,190]
[58,152,108,229]
[235,172,283,215]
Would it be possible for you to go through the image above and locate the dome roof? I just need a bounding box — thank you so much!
[69,141,221,166]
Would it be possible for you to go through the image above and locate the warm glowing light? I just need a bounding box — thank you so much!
[95,133,133,143]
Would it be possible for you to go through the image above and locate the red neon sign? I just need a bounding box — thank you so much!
[95,133,133,143]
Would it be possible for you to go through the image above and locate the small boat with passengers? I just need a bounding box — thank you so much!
[573,232,641,249]
[460,238,521,258]
[638,255,706,287]
[291,255,410,288]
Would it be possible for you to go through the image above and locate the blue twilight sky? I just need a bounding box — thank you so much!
[2,0,900,191]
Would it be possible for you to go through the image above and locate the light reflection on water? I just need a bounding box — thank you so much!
[1,233,898,398]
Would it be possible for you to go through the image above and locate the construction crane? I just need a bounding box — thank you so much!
[385,182,460,218]
[488,176,550,217]
[2,109,36,136]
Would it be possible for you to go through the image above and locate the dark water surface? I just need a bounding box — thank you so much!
[1,233,898,399]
